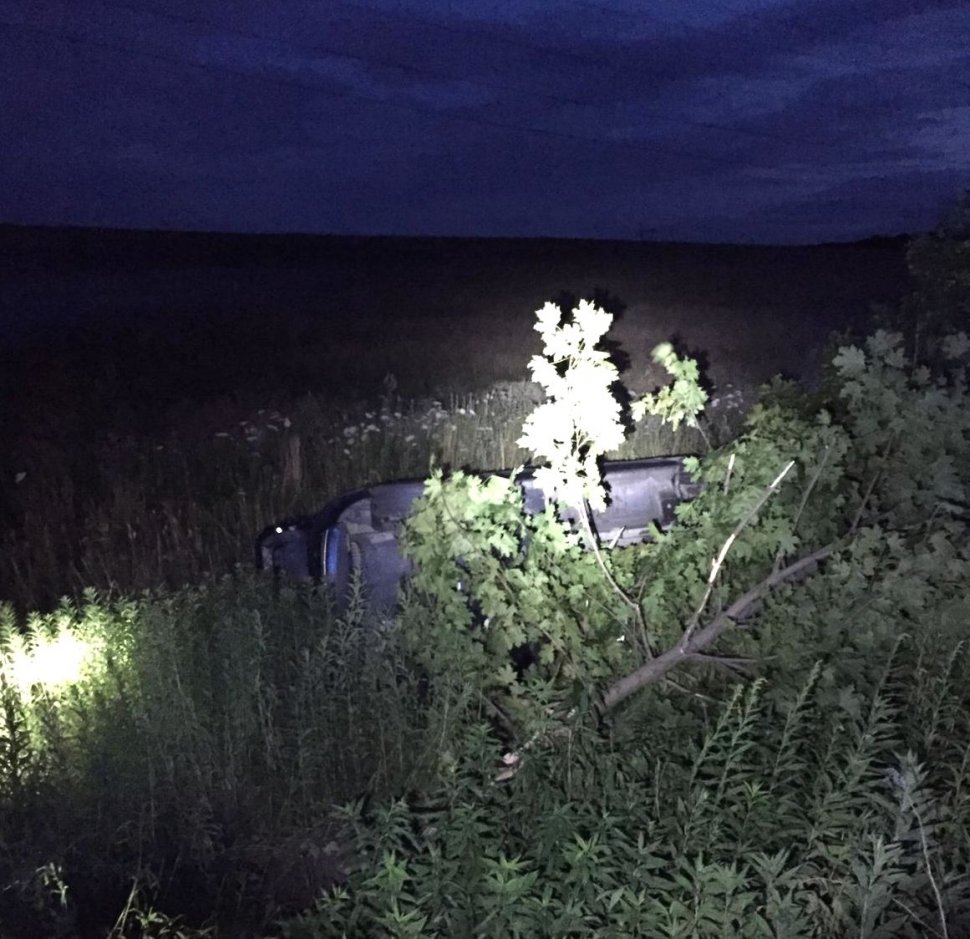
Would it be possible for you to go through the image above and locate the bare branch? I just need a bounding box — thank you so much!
[723,451,736,493]
[598,543,835,715]
[683,460,796,645]
[578,501,655,660]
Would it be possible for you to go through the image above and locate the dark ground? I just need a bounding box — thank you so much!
[1,224,912,446]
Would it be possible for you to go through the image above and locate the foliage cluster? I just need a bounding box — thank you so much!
[519,299,628,511]
[401,303,716,735]
[401,295,969,743]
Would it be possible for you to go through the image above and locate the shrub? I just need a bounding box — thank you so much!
[400,299,970,746]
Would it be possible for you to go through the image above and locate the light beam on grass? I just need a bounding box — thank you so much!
[5,627,102,698]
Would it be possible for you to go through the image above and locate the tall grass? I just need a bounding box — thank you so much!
[0,380,747,616]
[3,580,968,936]
[285,640,970,938]
[0,575,463,934]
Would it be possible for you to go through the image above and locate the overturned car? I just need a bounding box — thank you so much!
[257,457,700,609]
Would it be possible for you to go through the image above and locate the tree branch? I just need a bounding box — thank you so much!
[682,460,795,644]
[774,447,830,574]
[598,543,835,715]
[577,500,654,660]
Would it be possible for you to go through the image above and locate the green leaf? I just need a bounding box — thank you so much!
[833,345,867,376]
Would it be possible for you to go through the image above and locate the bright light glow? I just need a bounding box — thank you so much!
[6,629,101,698]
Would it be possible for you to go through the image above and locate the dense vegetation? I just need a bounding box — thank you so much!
[1,205,968,936]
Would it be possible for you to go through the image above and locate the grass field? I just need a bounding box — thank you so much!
[6,227,970,937]
[0,228,910,614]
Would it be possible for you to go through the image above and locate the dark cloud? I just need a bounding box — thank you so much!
[0,0,967,242]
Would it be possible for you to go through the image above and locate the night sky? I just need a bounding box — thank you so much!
[2,0,968,244]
